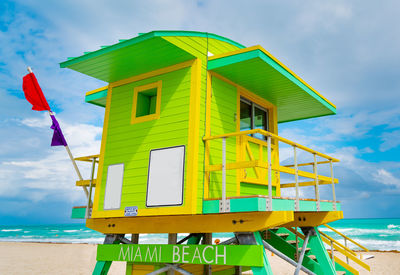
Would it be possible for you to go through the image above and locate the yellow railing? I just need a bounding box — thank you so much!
[74,154,99,218]
[203,129,339,212]
[288,226,370,273]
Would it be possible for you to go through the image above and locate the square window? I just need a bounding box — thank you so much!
[131,81,162,124]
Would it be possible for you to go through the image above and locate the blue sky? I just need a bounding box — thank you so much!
[1,0,400,224]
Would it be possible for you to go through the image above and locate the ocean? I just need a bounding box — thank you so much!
[0,218,399,251]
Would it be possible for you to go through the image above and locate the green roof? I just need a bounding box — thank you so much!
[63,30,336,122]
[208,46,336,123]
[60,31,244,83]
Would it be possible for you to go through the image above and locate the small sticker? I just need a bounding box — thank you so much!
[124,206,138,217]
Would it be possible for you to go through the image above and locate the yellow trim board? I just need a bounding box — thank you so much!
[130,80,162,124]
[186,58,202,214]
[86,211,294,234]
[91,85,112,218]
[209,45,336,109]
[110,59,195,88]
[85,85,108,96]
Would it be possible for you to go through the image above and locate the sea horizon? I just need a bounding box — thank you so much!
[1,218,399,252]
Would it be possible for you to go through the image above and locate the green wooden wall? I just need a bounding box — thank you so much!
[98,67,192,211]
[208,77,238,198]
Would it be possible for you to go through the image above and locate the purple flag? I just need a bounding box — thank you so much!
[50,114,68,146]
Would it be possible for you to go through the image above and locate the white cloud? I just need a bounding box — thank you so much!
[373,169,400,189]
[380,130,400,152]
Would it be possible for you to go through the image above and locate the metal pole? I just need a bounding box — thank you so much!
[345,238,349,264]
[85,157,96,218]
[330,160,337,210]
[330,240,335,268]
[222,137,227,212]
[295,227,299,261]
[267,135,272,211]
[263,240,316,275]
[27,67,88,198]
[294,230,311,275]
[313,154,320,211]
[294,146,299,211]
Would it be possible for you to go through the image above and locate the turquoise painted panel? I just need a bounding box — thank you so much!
[299,200,316,211]
[208,49,336,123]
[71,207,86,219]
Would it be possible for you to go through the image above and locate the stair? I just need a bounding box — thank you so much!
[276,233,289,238]
[337,272,346,275]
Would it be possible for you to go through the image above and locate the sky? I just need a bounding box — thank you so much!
[1,0,400,224]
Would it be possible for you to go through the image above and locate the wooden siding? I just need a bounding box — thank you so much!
[97,67,191,211]
[208,77,238,198]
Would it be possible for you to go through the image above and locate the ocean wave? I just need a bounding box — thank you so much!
[63,230,80,233]
[0,237,105,244]
[388,224,400,229]
[1,229,22,232]
[319,227,400,236]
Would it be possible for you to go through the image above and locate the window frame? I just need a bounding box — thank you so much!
[131,80,162,124]
[240,96,269,139]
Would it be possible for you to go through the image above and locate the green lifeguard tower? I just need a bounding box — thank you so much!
[61,31,370,274]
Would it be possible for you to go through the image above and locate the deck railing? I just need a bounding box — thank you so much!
[288,225,370,272]
[74,154,99,218]
[203,129,340,212]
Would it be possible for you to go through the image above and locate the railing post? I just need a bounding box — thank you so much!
[344,238,349,264]
[221,137,227,212]
[293,146,299,211]
[330,240,335,267]
[330,160,337,210]
[313,154,320,211]
[267,135,272,211]
[85,156,97,219]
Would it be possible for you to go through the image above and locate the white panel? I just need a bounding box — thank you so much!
[146,146,185,207]
[104,163,124,210]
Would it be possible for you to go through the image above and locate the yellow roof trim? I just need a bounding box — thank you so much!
[85,85,108,96]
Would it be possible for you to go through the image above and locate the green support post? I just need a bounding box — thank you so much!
[93,234,123,275]
[235,232,273,275]
[253,232,273,275]
[302,228,336,275]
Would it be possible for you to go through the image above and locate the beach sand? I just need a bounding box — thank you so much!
[0,242,399,274]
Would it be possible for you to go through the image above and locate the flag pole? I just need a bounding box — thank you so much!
[27,67,89,198]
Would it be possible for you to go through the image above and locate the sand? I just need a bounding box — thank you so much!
[0,242,398,274]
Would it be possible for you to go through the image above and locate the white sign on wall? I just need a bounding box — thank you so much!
[146,146,185,207]
[104,163,124,210]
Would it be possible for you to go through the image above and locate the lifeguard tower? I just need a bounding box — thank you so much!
[61,31,370,274]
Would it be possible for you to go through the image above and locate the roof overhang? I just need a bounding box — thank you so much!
[208,46,336,123]
[60,31,244,83]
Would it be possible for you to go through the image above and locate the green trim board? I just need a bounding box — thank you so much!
[86,88,108,107]
[97,244,263,266]
[59,31,244,83]
[208,49,336,123]
[202,197,341,213]
[71,207,86,219]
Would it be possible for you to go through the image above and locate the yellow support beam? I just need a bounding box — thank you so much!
[74,154,100,163]
[283,211,343,227]
[280,180,337,188]
[86,211,294,234]
[277,165,339,183]
[76,179,96,187]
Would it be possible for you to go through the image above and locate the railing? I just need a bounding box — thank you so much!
[74,154,99,218]
[322,224,369,265]
[203,129,339,212]
[287,226,370,273]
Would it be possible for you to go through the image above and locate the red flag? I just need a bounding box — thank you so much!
[22,72,51,111]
